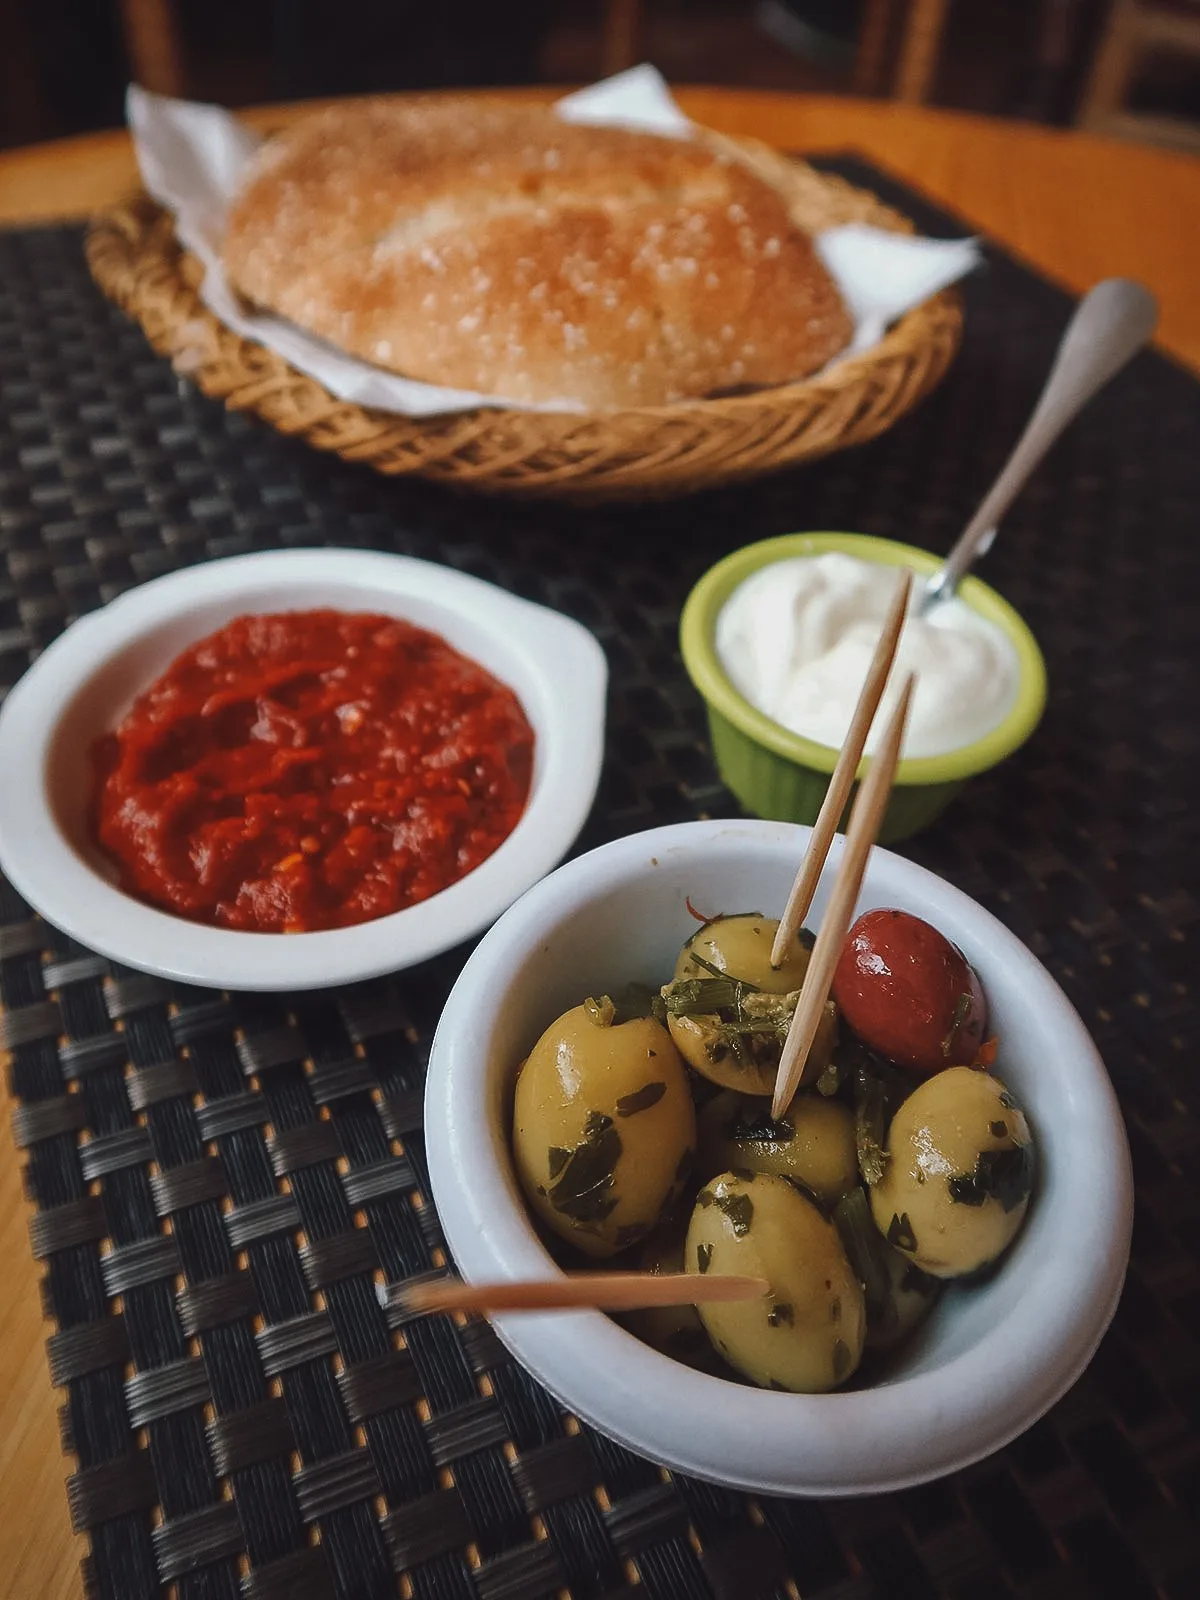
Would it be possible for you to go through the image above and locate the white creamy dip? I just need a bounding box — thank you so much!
[715,552,1019,759]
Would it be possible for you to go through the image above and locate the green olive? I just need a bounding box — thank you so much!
[667,915,837,1093]
[667,997,837,1096]
[513,1005,695,1259]
[869,1067,1034,1279]
[675,914,812,991]
[619,1223,725,1372]
[696,1090,858,1205]
[685,1171,865,1392]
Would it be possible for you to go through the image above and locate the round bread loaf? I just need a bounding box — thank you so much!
[222,99,853,410]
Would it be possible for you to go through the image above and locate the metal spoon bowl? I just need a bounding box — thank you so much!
[919,278,1158,614]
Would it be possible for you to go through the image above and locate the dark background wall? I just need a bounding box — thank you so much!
[3,0,1194,152]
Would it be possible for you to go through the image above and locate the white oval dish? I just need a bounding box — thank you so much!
[0,548,607,991]
[425,818,1133,1497]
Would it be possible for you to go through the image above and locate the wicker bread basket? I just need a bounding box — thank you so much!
[86,122,963,501]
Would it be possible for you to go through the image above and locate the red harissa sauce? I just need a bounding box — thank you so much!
[92,610,535,933]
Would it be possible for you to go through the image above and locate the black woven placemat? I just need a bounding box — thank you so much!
[2,156,1199,1600]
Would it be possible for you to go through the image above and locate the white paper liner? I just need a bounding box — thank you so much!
[126,67,981,418]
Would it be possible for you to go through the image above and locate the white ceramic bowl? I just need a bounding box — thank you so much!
[425,818,1133,1496]
[0,549,606,990]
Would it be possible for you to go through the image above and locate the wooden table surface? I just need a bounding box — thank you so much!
[0,85,1198,1600]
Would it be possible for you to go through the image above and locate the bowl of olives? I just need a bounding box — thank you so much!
[424,819,1132,1495]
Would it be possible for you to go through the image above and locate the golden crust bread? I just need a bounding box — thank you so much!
[222,99,852,410]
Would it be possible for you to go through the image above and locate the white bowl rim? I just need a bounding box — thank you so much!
[425,817,1134,1497]
[0,548,607,991]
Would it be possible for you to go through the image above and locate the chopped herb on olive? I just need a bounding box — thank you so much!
[989,1120,1008,1139]
[616,1081,666,1117]
[942,991,975,1056]
[998,1090,1022,1112]
[815,1058,842,1097]
[696,1188,717,1209]
[854,1065,889,1187]
[547,1146,570,1179]
[696,1243,713,1274]
[583,995,616,1027]
[722,1107,793,1147]
[730,1165,756,1181]
[664,976,757,1016]
[947,1143,1034,1212]
[830,1298,841,1323]
[767,1302,794,1327]
[685,950,736,982]
[546,1111,622,1226]
[886,1212,917,1252]
[716,1192,754,1237]
[584,984,661,1026]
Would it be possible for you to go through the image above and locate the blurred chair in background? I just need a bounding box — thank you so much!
[0,0,53,144]
[858,0,950,101]
[1078,0,1200,147]
[119,0,185,95]
[7,0,1198,151]
[765,0,1099,114]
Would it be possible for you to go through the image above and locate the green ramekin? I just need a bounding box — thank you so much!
[680,532,1047,844]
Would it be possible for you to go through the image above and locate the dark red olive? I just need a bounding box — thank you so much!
[832,908,987,1077]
